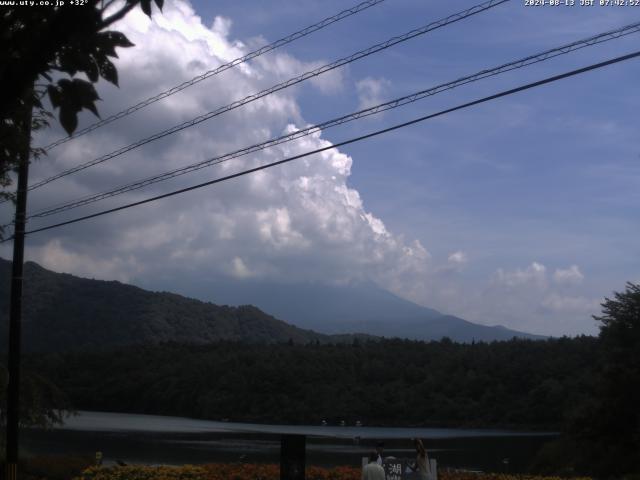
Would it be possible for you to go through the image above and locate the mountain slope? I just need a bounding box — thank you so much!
[155,278,545,341]
[0,259,331,352]
[0,259,543,351]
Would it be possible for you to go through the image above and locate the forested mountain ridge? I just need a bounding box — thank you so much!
[28,337,597,429]
[0,258,337,351]
[0,258,541,350]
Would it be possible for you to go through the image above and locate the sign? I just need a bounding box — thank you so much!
[280,435,306,480]
[384,460,404,480]
[363,457,437,480]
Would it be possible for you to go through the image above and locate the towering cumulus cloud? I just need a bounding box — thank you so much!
[2,1,604,337]
[21,1,430,295]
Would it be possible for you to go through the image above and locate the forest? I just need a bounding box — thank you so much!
[26,337,596,429]
[10,283,640,476]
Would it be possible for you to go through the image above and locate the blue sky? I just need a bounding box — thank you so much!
[192,0,640,333]
[2,0,638,336]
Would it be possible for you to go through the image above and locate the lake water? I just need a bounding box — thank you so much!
[22,411,557,473]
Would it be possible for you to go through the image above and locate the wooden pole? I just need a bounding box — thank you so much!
[280,434,306,480]
[5,93,32,480]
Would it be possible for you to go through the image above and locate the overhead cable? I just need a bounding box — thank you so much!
[11,49,639,239]
[25,0,509,192]
[40,0,389,151]
[24,21,640,220]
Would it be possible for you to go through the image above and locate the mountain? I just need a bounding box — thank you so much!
[0,258,335,352]
[151,278,546,342]
[0,259,543,352]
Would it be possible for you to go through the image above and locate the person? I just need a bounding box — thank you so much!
[375,441,385,465]
[411,438,431,480]
[362,451,386,480]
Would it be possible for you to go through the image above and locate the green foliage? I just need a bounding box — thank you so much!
[596,282,640,342]
[0,0,163,202]
[0,363,71,430]
[528,438,582,477]
[0,363,72,462]
[3,257,637,474]
[0,259,352,352]
[593,283,640,449]
[27,337,597,430]
[562,283,640,477]
[48,79,101,135]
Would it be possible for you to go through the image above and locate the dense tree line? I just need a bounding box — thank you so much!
[14,282,640,476]
[562,284,640,476]
[26,336,597,430]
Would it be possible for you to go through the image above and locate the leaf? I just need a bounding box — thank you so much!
[99,59,118,86]
[140,0,152,17]
[47,85,61,108]
[57,78,73,90]
[103,31,134,48]
[71,78,99,99]
[85,57,100,83]
[96,33,118,58]
[58,46,86,76]
[52,78,102,134]
[59,105,78,136]
[70,78,101,116]
[84,101,99,118]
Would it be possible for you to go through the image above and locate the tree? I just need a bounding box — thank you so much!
[0,0,164,471]
[0,0,164,204]
[0,364,70,431]
[0,363,72,462]
[568,283,640,476]
[592,283,640,472]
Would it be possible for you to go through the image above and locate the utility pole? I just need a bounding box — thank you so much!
[5,93,32,480]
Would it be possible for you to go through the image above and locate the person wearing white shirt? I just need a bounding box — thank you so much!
[375,441,385,465]
[363,452,386,480]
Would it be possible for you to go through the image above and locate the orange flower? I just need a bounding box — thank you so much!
[74,463,592,480]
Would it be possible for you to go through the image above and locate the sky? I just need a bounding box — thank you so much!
[2,0,639,336]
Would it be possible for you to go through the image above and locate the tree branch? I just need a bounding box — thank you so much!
[101,0,119,12]
[100,1,138,29]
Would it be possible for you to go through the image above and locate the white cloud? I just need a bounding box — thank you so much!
[448,251,467,266]
[255,207,309,250]
[355,77,391,110]
[253,51,345,96]
[38,239,140,283]
[231,257,254,279]
[541,293,601,314]
[0,1,614,339]
[7,0,427,300]
[553,265,584,285]
[434,261,602,336]
[494,262,547,288]
[432,251,467,276]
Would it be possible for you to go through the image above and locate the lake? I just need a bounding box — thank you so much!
[22,411,557,473]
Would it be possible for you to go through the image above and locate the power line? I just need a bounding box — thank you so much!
[11,49,639,240]
[23,20,640,221]
[40,0,388,152]
[24,0,508,193]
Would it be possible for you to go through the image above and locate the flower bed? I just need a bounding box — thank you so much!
[72,463,592,480]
